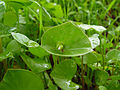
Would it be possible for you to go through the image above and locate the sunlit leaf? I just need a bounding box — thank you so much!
[41,22,92,57]
[89,34,100,49]
[11,32,39,47]
[78,24,106,33]
[99,86,107,90]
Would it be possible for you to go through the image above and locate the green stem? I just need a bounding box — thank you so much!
[0,38,7,72]
[17,11,20,32]
[62,0,67,21]
[39,5,43,40]
[81,56,85,90]
[0,38,2,53]
[99,34,105,70]
[112,64,114,75]
[25,7,29,30]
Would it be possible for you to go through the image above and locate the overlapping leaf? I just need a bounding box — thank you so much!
[51,60,79,90]
[0,69,44,90]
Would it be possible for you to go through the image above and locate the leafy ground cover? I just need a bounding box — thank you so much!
[0,0,120,90]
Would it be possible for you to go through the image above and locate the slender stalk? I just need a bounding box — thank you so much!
[0,38,7,72]
[0,38,2,53]
[81,56,85,90]
[39,5,43,40]
[112,64,114,75]
[62,0,67,21]
[16,11,20,32]
[99,34,105,70]
[25,7,29,32]
[0,38,2,78]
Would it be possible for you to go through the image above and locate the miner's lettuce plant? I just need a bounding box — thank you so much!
[0,0,120,90]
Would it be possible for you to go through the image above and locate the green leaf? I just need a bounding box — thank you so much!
[11,32,39,47]
[29,1,53,26]
[29,46,49,58]
[83,52,97,64]
[106,80,120,90]
[0,69,44,90]
[78,24,106,33]
[0,23,13,38]
[0,51,13,62]
[4,11,17,27]
[44,72,58,90]
[41,22,92,57]
[7,40,21,55]
[109,75,120,81]
[4,0,32,5]
[106,49,120,63]
[0,1,5,20]
[51,60,79,90]
[6,2,23,11]
[95,70,109,85]
[89,34,100,49]
[21,54,51,73]
[41,2,63,18]
[98,86,107,90]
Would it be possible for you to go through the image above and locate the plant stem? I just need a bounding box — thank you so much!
[0,38,7,72]
[0,38,2,53]
[112,64,114,75]
[39,5,43,41]
[17,11,20,32]
[81,56,85,90]
[99,34,105,70]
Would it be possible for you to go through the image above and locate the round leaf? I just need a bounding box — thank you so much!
[83,52,97,64]
[7,40,21,55]
[95,70,109,85]
[41,22,92,57]
[4,11,17,27]
[0,69,44,90]
[50,60,79,90]
[106,49,120,62]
